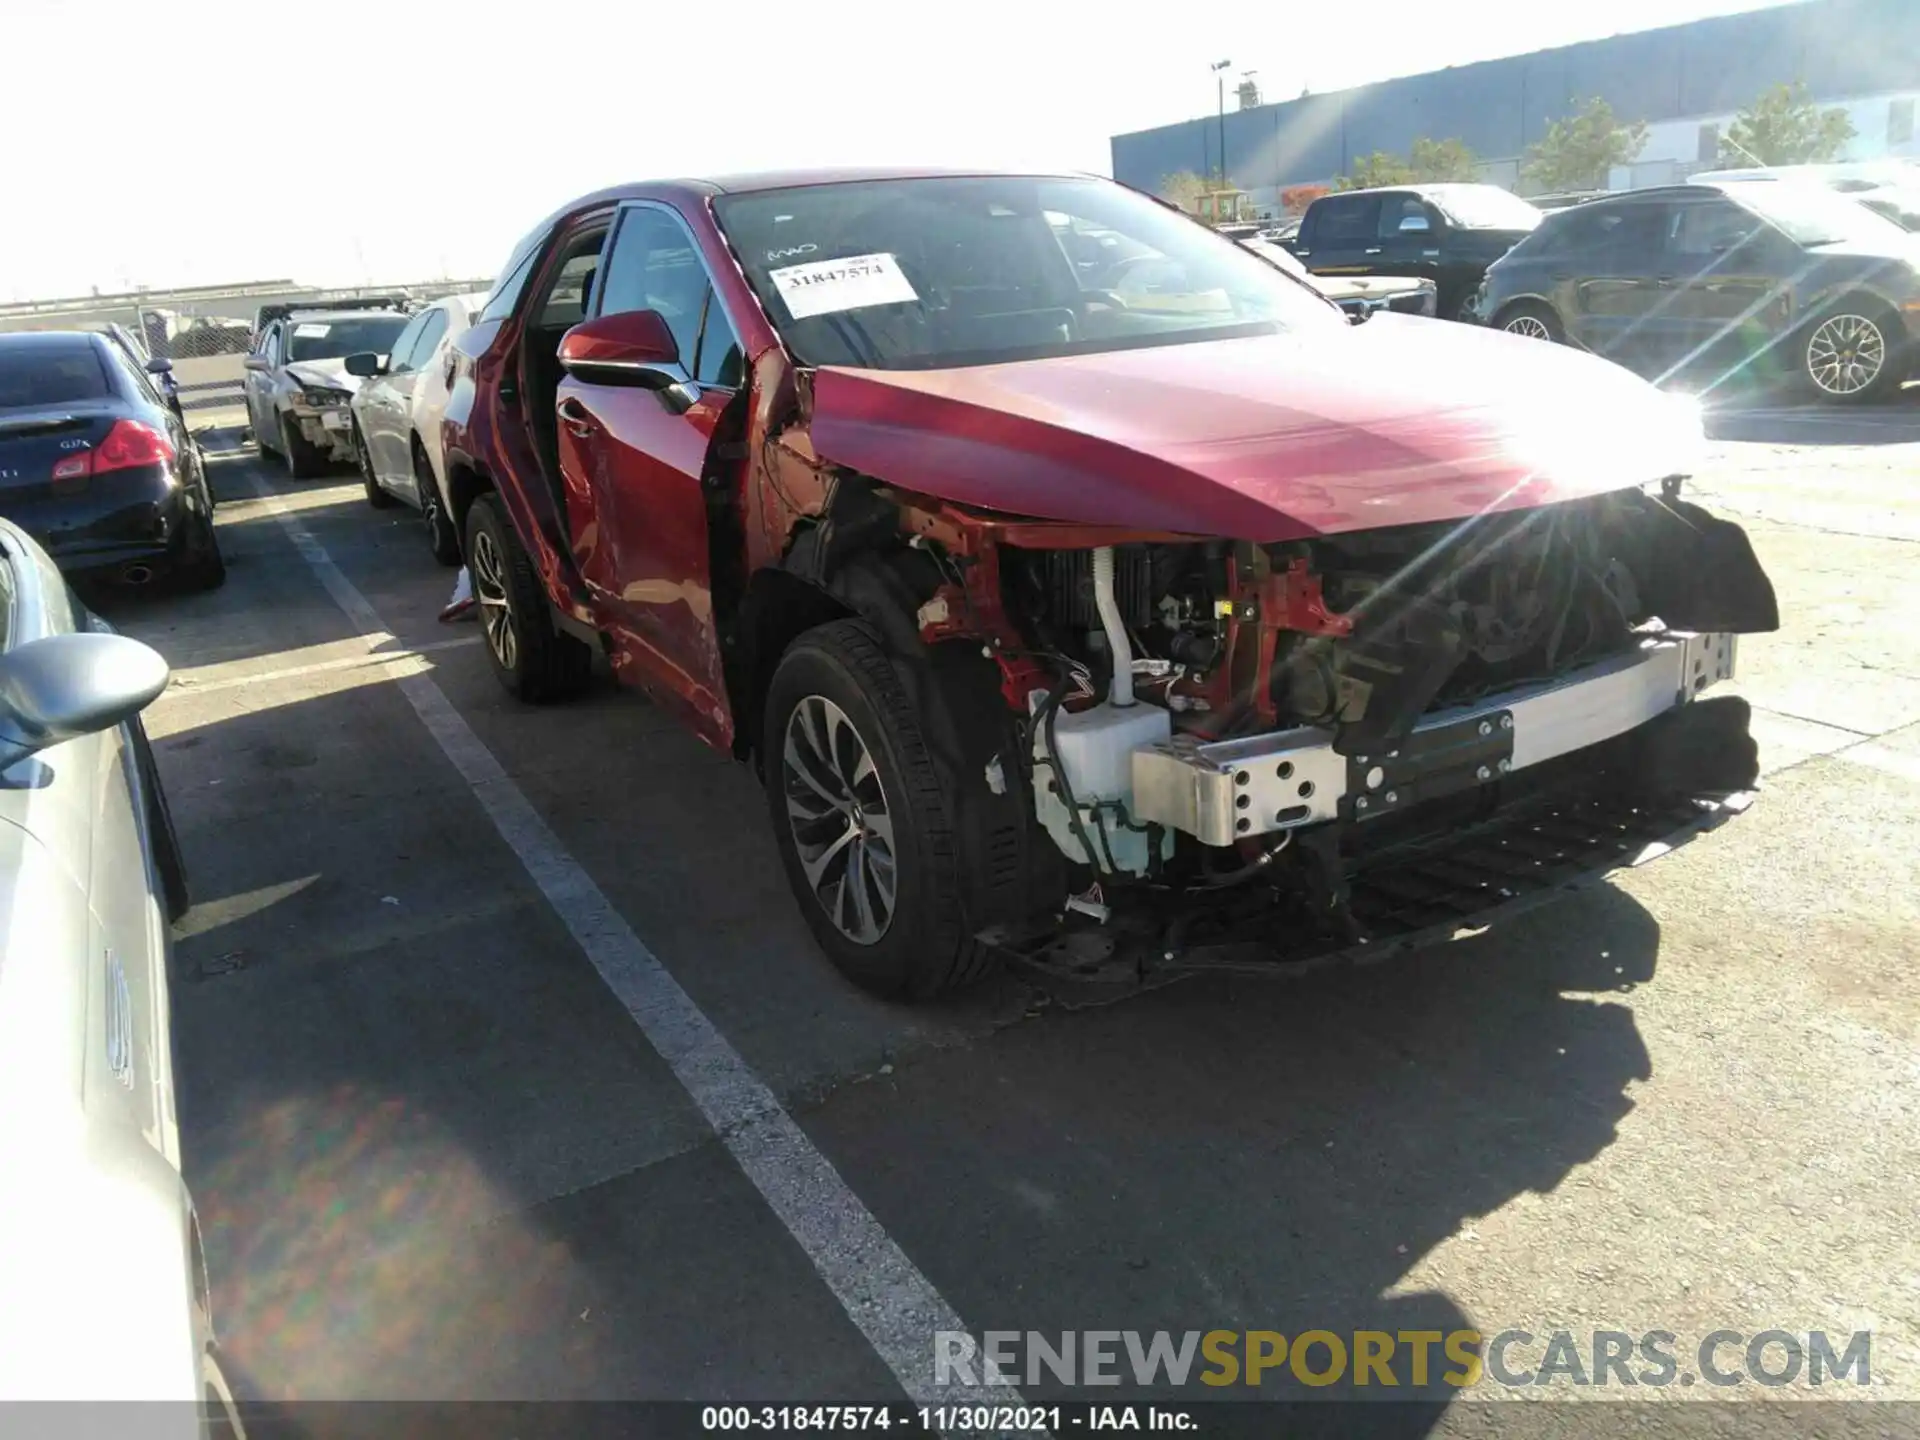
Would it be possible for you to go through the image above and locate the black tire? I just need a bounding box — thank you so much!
[417,443,462,566]
[132,720,191,924]
[356,423,397,508]
[280,412,326,480]
[463,491,593,703]
[1494,299,1564,344]
[1797,300,1903,405]
[764,618,996,1000]
[174,509,227,592]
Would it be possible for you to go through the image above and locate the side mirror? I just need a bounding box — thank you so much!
[558,310,683,389]
[0,633,169,767]
[144,356,174,375]
[343,351,386,378]
[243,354,270,372]
[1399,214,1432,234]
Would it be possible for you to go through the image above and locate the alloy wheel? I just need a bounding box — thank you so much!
[782,695,897,946]
[1805,314,1885,397]
[1504,314,1553,341]
[469,529,517,672]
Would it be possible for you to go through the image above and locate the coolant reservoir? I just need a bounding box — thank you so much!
[1031,700,1174,876]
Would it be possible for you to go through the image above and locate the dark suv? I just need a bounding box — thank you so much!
[1469,180,1920,403]
[1285,183,1542,320]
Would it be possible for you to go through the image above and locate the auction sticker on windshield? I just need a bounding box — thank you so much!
[769,253,917,320]
[293,323,330,337]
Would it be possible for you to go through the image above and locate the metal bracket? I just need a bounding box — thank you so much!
[1344,707,1515,822]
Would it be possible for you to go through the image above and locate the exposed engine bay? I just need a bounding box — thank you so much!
[970,487,1777,905]
[1002,489,1769,748]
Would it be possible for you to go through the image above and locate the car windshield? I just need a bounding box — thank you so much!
[1422,185,1543,231]
[1723,181,1913,246]
[712,175,1342,371]
[285,315,410,363]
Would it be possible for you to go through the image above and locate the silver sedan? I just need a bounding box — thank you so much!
[0,517,242,1432]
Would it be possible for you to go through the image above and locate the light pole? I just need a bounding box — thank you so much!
[1211,59,1232,186]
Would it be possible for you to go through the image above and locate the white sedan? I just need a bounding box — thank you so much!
[0,518,243,1433]
[345,291,489,565]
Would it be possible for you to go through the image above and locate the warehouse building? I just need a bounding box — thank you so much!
[1110,0,1920,212]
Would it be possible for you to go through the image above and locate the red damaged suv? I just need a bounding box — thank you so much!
[440,167,1777,999]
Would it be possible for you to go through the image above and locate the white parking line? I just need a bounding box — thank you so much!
[237,468,1020,1415]
[164,636,483,697]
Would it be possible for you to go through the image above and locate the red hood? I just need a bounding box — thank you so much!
[807,318,1703,541]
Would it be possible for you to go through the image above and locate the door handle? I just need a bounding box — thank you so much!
[1364,247,1383,255]
[558,398,595,439]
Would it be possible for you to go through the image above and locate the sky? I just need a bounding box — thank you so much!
[0,0,1803,302]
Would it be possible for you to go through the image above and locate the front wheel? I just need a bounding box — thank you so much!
[463,491,593,703]
[280,413,326,480]
[356,424,397,508]
[1800,305,1901,404]
[1496,300,1564,343]
[764,619,996,999]
[416,444,462,566]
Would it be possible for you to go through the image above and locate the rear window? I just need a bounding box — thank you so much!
[0,340,110,408]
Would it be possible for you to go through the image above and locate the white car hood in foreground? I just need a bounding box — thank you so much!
[286,358,361,394]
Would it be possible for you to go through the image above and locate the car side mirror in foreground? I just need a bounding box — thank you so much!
[144,356,174,375]
[0,633,169,767]
[558,310,683,390]
[343,351,386,378]
[242,355,270,372]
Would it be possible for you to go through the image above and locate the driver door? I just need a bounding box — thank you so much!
[245,322,281,439]
[553,202,742,747]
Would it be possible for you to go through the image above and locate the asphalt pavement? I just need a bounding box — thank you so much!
[92,395,1920,1435]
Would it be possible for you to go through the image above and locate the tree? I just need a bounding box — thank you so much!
[1523,96,1648,192]
[1334,138,1478,190]
[1280,184,1329,214]
[1159,170,1220,212]
[1719,82,1855,166]
[1408,137,1480,182]
[1334,152,1415,191]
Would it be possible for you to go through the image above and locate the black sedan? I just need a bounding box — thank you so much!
[1468,180,1920,403]
[0,330,224,588]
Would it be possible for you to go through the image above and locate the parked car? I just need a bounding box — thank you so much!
[1469,179,1920,402]
[97,323,188,426]
[0,518,241,1430]
[345,291,489,565]
[0,331,224,590]
[1530,190,1610,212]
[1241,235,1438,319]
[440,167,1774,1001]
[1284,183,1542,319]
[242,302,412,478]
[1691,162,1920,233]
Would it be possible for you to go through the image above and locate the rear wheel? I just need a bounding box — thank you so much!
[1800,303,1901,404]
[356,423,396,507]
[280,412,326,480]
[464,491,593,702]
[417,442,462,566]
[174,509,227,592]
[1496,300,1564,343]
[764,619,996,999]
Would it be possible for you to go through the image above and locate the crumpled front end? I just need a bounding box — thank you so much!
[917,484,1777,985]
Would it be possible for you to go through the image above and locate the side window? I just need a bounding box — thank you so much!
[106,342,162,406]
[479,246,538,323]
[1313,195,1382,244]
[261,323,283,367]
[694,292,745,389]
[1376,194,1431,239]
[383,313,432,374]
[1666,200,1761,260]
[596,207,708,369]
[410,311,450,369]
[537,247,606,330]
